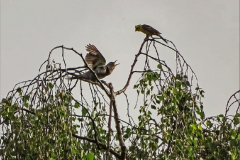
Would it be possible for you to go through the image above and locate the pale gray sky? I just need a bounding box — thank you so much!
[1,0,239,117]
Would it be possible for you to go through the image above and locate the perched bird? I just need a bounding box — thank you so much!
[135,24,168,43]
[71,44,119,81]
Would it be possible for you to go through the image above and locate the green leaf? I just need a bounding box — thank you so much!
[123,133,130,139]
[8,112,15,120]
[185,81,190,86]
[176,81,181,88]
[17,87,22,94]
[173,88,177,94]
[78,118,83,121]
[200,90,205,97]
[193,140,198,147]
[231,130,237,139]
[144,75,148,82]
[200,111,205,120]
[74,102,80,108]
[157,64,162,70]
[191,124,197,130]
[86,153,94,160]
[158,96,163,101]
[151,105,156,109]
[218,114,224,118]
[81,150,84,158]
[187,146,193,156]
[126,128,131,134]
[176,74,181,80]
[148,110,152,116]
[198,124,202,131]
[133,84,139,89]
[82,108,88,116]
[230,139,238,147]
[24,102,29,108]
[50,152,57,158]
[23,95,30,102]
[146,89,150,96]
[59,110,65,116]
[137,90,140,95]
[72,148,77,154]
[206,120,212,128]
[48,82,54,89]
[234,117,239,125]
[152,72,160,81]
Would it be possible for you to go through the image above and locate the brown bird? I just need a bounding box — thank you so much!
[71,44,119,81]
[135,24,168,43]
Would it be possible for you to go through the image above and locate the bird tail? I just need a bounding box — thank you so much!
[67,71,97,81]
[66,74,83,80]
[158,35,168,44]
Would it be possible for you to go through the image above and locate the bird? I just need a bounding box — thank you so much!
[135,24,168,43]
[70,44,119,81]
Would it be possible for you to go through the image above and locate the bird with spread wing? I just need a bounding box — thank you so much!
[70,44,119,81]
[135,24,168,44]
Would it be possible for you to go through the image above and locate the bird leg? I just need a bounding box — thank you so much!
[144,35,150,41]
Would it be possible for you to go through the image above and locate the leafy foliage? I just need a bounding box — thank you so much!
[0,40,239,160]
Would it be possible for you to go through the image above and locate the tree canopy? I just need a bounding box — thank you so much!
[1,39,239,160]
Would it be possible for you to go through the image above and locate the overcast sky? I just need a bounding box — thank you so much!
[1,1,239,118]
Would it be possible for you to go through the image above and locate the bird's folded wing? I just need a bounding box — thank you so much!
[142,24,162,35]
[95,66,106,74]
[85,44,106,69]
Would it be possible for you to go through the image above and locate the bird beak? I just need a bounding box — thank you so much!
[114,60,120,66]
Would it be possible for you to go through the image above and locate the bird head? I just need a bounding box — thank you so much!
[135,25,141,31]
[106,60,119,74]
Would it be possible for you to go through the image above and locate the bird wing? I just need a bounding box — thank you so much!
[85,44,106,69]
[142,24,161,35]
